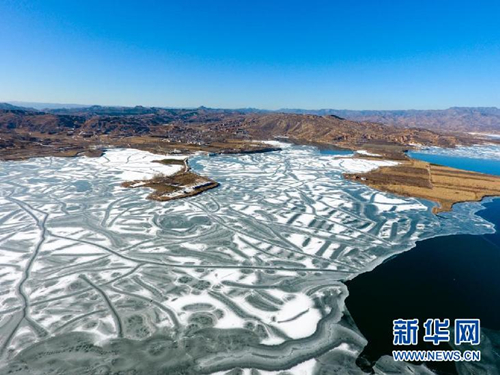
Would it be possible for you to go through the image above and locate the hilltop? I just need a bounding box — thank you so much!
[0,102,34,111]
[5,102,500,133]
[281,107,500,133]
[0,106,484,161]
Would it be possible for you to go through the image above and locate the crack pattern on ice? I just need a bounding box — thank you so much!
[0,146,494,374]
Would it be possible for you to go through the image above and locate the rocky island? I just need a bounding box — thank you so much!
[122,157,219,201]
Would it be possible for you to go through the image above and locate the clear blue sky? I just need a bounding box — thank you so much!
[1,0,499,109]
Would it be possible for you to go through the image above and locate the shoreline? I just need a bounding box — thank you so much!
[343,154,500,213]
[0,136,281,162]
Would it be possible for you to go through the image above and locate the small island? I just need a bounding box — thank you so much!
[121,157,219,201]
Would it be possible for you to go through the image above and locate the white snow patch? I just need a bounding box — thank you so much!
[80,148,186,181]
[357,150,380,157]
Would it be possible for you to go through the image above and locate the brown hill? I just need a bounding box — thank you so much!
[0,107,488,161]
[238,113,474,150]
[281,107,500,133]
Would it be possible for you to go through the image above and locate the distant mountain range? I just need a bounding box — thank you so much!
[280,107,500,133]
[7,101,90,110]
[3,102,500,133]
[0,103,33,111]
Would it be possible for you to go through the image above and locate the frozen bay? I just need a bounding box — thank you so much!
[0,145,495,374]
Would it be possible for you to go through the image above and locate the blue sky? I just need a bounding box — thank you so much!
[1,0,499,109]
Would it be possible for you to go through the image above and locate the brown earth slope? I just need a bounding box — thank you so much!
[281,107,500,134]
[239,113,476,149]
[0,108,482,154]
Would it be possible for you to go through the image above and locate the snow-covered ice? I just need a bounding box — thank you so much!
[0,145,495,374]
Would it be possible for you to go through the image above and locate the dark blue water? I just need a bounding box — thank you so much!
[346,153,500,374]
[409,151,500,176]
[346,198,500,374]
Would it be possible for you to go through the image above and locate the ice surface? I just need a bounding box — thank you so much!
[414,144,500,161]
[81,148,186,181]
[0,145,495,374]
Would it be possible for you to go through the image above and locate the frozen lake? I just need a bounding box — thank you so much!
[0,144,495,374]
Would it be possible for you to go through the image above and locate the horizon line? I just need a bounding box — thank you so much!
[4,100,499,112]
